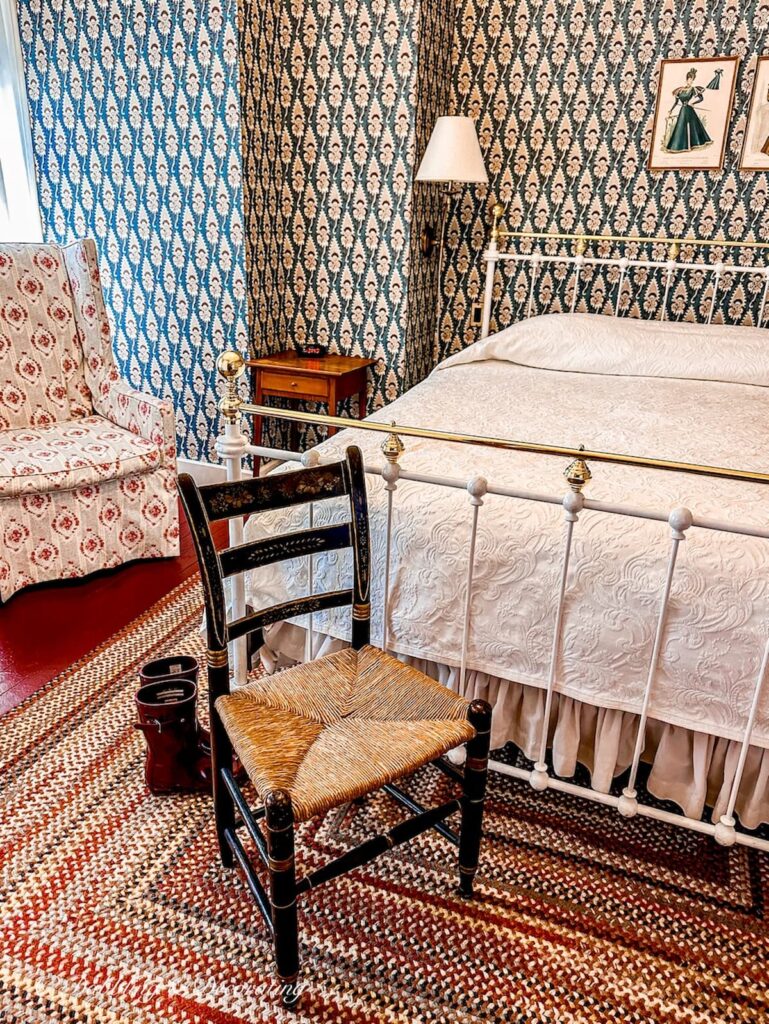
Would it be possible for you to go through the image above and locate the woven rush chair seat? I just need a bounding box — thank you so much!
[217,645,475,822]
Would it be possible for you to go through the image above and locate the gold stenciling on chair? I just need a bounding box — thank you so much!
[352,602,370,621]
[207,649,229,668]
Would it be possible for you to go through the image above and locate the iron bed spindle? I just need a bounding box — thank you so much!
[619,508,693,819]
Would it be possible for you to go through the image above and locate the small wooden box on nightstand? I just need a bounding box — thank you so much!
[246,352,376,450]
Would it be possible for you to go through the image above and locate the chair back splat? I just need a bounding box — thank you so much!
[177,445,371,701]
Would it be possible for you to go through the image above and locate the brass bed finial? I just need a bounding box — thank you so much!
[381,421,405,464]
[217,349,246,422]
[564,446,592,492]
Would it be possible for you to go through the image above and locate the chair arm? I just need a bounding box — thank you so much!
[95,371,177,465]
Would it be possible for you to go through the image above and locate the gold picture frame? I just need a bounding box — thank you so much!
[740,55,769,172]
[648,56,740,172]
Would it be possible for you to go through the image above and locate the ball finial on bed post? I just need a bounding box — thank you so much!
[714,815,737,847]
[217,349,246,423]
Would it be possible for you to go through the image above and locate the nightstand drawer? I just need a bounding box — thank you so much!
[261,371,330,400]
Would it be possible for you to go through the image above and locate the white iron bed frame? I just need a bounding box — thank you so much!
[213,212,769,852]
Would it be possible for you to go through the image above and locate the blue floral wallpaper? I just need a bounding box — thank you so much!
[15,0,769,461]
[17,0,249,461]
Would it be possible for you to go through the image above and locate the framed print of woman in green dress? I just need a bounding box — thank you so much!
[649,56,739,171]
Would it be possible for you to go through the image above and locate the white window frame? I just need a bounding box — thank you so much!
[0,0,42,242]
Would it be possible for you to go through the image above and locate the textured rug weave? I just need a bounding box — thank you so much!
[1,576,768,1024]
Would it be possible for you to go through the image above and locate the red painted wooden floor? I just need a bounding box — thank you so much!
[0,501,226,717]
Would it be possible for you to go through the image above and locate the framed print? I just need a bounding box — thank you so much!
[648,56,740,171]
[740,56,769,171]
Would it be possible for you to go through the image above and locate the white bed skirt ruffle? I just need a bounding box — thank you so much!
[261,622,769,831]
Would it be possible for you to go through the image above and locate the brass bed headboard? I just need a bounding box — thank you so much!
[480,204,769,338]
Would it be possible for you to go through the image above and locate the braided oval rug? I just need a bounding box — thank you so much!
[1,576,768,1024]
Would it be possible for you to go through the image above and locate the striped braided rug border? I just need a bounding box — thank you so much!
[1,575,768,1023]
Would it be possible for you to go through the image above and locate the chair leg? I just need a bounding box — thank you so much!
[458,698,492,899]
[208,662,237,868]
[266,790,301,1010]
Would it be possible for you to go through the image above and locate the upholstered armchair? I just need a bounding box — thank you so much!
[0,239,179,600]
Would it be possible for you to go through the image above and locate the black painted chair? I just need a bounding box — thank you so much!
[178,446,491,1010]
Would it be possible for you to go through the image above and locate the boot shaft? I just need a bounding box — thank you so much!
[135,677,209,794]
[139,655,199,688]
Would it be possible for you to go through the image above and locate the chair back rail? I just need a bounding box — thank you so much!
[178,445,371,699]
[228,591,355,642]
[200,462,348,520]
[219,522,352,577]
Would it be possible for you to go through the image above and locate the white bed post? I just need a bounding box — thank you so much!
[614,256,628,317]
[760,268,769,326]
[660,242,679,322]
[530,453,591,791]
[459,476,488,693]
[215,351,249,687]
[381,424,404,652]
[526,253,541,319]
[301,449,320,662]
[570,237,586,313]
[714,638,769,846]
[618,507,692,817]
[481,203,504,340]
[707,261,724,325]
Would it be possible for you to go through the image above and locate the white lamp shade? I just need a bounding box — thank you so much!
[415,116,488,184]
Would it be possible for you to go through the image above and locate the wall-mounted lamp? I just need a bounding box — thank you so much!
[416,116,488,257]
[415,116,488,356]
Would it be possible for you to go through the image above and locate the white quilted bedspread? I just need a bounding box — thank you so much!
[245,315,769,747]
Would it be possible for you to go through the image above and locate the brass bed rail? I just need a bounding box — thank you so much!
[217,353,769,487]
[489,206,769,259]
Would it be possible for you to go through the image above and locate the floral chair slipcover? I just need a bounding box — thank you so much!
[0,239,179,600]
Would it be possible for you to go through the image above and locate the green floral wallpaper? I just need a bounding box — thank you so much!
[237,0,455,425]
[440,0,769,359]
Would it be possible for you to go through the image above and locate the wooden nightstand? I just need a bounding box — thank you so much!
[246,352,376,449]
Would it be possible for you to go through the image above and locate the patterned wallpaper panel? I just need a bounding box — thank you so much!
[17,0,249,461]
[237,0,454,433]
[441,0,769,360]
[406,0,459,387]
